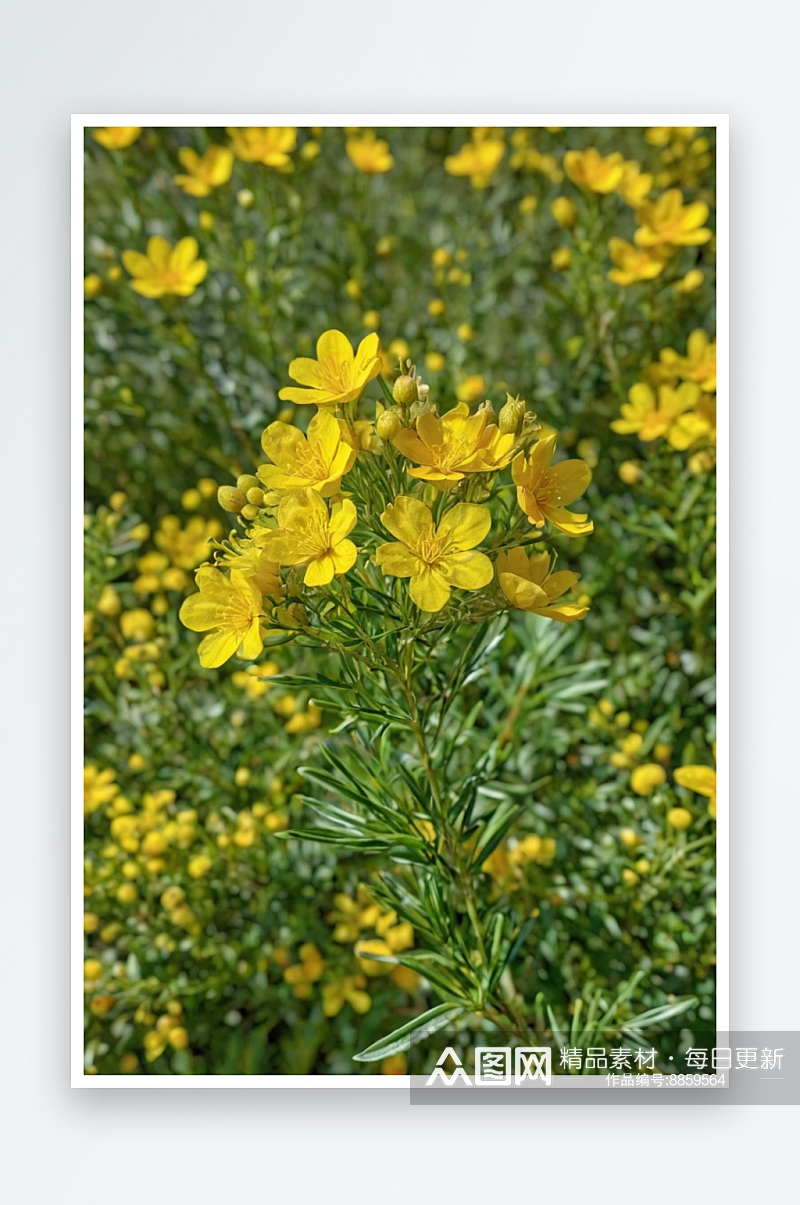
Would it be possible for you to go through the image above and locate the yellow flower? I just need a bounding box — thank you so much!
[257,489,357,586]
[675,744,717,819]
[607,238,666,286]
[173,146,234,197]
[563,147,625,193]
[354,938,394,977]
[676,329,717,392]
[610,382,705,448]
[634,189,711,249]
[226,127,297,167]
[551,247,572,271]
[511,434,593,535]
[278,329,381,407]
[617,161,652,207]
[376,496,493,613]
[258,411,356,497]
[444,135,505,188]
[84,274,103,299]
[630,764,666,795]
[179,567,264,668]
[495,548,588,623]
[122,236,208,299]
[392,403,514,489]
[84,765,118,817]
[346,131,394,173]
[322,977,372,1017]
[92,127,141,150]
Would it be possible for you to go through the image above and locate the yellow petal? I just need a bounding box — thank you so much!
[330,538,357,575]
[197,629,241,668]
[147,236,171,268]
[179,593,221,631]
[328,499,357,540]
[436,503,491,551]
[375,543,424,577]
[261,420,307,464]
[380,496,433,546]
[240,619,264,661]
[439,550,493,590]
[287,357,323,387]
[304,555,336,586]
[409,569,451,612]
[316,329,354,366]
[674,766,716,797]
[546,459,592,505]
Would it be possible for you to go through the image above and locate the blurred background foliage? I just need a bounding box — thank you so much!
[83,124,716,1075]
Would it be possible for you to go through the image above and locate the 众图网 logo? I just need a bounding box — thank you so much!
[425,1046,552,1086]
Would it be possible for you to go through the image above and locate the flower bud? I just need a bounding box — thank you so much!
[236,474,260,494]
[217,486,246,513]
[392,375,418,406]
[241,504,260,521]
[246,486,265,506]
[498,395,526,435]
[376,409,402,441]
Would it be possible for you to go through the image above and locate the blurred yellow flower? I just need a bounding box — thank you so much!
[456,375,485,404]
[630,764,666,795]
[322,977,372,1017]
[84,765,118,817]
[444,134,505,188]
[610,382,706,448]
[155,515,222,568]
[675,743,717,819]
[278,329,381,407]
[346,131,394,173]
[634,189,711,249]
[676,329,717,392]
[122,236,208,299]
[495,548,588,623]
[667,807,693,830]
[258,488,357,586]
[259,411,356,497]
[174,146,234,197]
[392,403,513,489]
[607,238,666,286]
[551,197,578,228]
[84,274,102,299]
[617,161,652,207]
[179,567,264,667]
[376,496,493,612]
[92,127,141,150]
[551,247,572,271]
[512,434,593,536]
[675,269,704,294]
[226,127,297,167]
[564,147,624,193]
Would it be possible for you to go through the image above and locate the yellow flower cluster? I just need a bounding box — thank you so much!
[611,330,716,455]
[180,326,594,667]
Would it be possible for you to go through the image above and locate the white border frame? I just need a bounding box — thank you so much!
[73,113,728,1087]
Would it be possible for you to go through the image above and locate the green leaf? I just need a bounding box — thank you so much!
[353,1003,466,1063]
